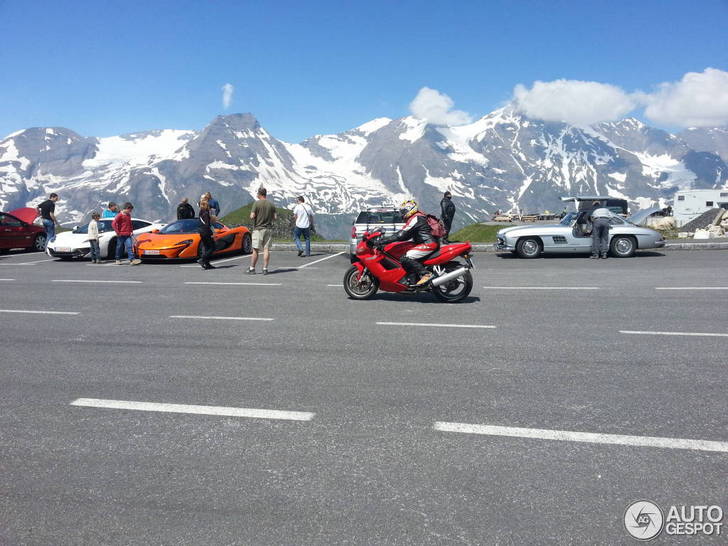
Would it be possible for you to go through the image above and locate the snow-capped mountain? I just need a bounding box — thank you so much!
[1,110,726,238]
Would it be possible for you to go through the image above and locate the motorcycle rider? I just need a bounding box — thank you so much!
[375,200,439,286]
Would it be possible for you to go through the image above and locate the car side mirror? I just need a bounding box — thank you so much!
[72,226,78,233]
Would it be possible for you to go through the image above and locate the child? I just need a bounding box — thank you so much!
[88,212,101,264]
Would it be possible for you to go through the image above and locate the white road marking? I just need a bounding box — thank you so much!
[70,398,314,421]
[620,330,728,338]
[656,287,728,290]
[180,254,251,267]
[377,321,496,329]
[327,284,343,287]
[170,315,274,321]
[52,279,143,284]
[483,286,600,290]
[14,258,56,265]
[184,281,281,286]
[434,421,728,453]
[0,278,15,281]
[297,252,345,269]
[0,309,79,315]
[0,263,37,266]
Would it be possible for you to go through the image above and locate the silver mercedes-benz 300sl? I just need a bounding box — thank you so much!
[495,211,666,258]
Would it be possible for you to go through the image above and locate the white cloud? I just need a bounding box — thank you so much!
[409,87,472,126]
[221,83,234,110]
[643,68,728,128]
[513,79,637,126]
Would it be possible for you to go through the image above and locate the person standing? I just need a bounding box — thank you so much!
[111,202,141,265]
[177,198,195,220]
[102,202,119,219]
[87,211,101,263]
[205,192,220,217]
[440,191,456,242]
[248,188,276,275]
[292,196,314,257]
[36,193,59,250]
[197,199,217,270]
[590,201,612,259]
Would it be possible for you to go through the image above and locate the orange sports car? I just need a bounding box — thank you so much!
[135,218,252,261]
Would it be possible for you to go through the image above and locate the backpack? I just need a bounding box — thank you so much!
[425,214,446,238]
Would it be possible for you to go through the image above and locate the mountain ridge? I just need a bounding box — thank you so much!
[1,110,726,238]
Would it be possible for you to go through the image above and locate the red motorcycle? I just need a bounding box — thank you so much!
[344,231,474,303]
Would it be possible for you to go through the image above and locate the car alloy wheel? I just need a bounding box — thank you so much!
[516,237,541,258]
[33,233,47,252]
[611,236,635,258]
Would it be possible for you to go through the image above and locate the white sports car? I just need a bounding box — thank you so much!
[47,217,166,260]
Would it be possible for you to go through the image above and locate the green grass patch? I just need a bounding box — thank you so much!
[449,223,501,243]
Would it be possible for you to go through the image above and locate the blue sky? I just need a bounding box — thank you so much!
[1,0,726,141]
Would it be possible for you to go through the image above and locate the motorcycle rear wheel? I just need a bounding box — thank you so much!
[431,261,473,303]
[343,266,379,300]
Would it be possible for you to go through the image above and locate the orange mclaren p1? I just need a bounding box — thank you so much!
[135,218,252,261]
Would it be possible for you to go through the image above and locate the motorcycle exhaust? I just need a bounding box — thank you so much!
[431,266,469,287]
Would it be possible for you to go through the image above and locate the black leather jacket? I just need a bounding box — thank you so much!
[440,197,455,224]
[379,213,437,246]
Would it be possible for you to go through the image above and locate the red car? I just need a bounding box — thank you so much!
[0,207,47,253]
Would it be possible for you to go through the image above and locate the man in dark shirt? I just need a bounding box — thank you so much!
[440,191,456,242]
[176,198,195,220]
[36,193,59,250]
[248,187,276,275]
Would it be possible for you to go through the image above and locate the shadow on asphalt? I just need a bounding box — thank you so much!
[495,251,665,260]
[366,292,481,305]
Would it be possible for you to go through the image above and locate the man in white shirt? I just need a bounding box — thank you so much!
[292,196,314,257]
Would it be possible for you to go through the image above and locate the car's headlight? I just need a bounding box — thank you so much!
[175,239,194,246]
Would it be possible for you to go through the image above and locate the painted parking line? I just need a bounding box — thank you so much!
[483,286,600,290]
[377,321,496,329]
[70,398,314,421]
[0,278,15,281]
[434,421,728,453]
[52,279,143,284]
[14,258,56,265]
[169,315,274,321]
[656,287,728,290]
[297,252,345,269]
[180,254,251,267]
[620,330,728,338]
[184,281,281,286]
[0,309,80,315]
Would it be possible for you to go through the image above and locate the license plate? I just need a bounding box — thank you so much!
[57,247,71,253]
[144,249,161,255]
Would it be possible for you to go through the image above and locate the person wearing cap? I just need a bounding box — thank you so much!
[590,200,613,259]
[440,191,456,242]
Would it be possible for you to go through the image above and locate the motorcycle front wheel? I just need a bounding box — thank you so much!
[431,261,473,303]
[343,265,379,300]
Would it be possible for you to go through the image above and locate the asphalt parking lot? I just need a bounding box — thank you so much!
[1,249,726,544]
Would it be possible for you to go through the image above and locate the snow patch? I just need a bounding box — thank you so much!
[83,130,195,169]
[608,172,626,183]
[355,117,391,135]
[398,117,426,143]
